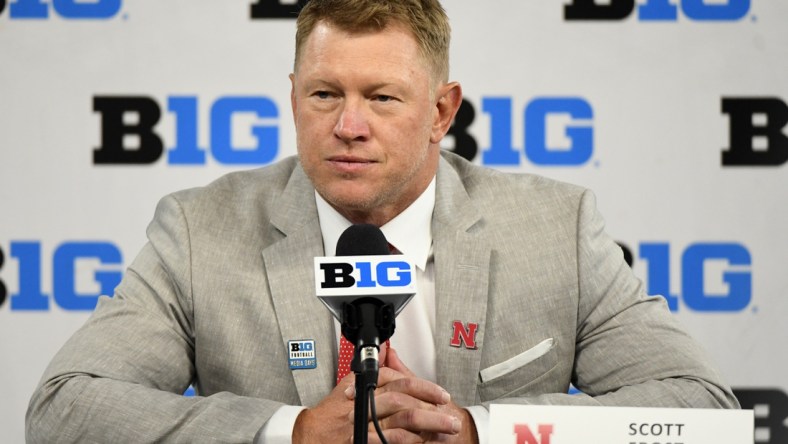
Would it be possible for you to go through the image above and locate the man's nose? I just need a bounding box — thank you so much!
[334,99,371,143]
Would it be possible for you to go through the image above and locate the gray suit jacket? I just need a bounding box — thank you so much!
[27,152,738,443]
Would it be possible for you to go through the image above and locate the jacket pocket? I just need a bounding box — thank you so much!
[477,338,558,402]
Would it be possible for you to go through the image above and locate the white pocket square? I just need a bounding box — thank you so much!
[479,338,555,383]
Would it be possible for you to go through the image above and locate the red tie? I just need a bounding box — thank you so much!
[336,337,391,384]
[336,335,355,384]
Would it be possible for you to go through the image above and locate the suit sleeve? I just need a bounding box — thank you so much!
[484,189,739,409]
[25,194,283,443]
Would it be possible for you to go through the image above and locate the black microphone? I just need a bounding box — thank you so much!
[313,221,416,435]
[335,224,395,382]
[335,223,389,256]
[331,224,406,444]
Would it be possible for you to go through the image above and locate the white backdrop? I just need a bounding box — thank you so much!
[1,1,787,442]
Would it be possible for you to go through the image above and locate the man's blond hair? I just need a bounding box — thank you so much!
[294,0,451,82]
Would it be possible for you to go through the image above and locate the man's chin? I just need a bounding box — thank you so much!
[319,188,380,213]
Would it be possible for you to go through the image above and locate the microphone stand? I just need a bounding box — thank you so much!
[342,298,395,444]
[351,346,375,444]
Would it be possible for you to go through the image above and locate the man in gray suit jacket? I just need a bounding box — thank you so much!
[26,0,738,443]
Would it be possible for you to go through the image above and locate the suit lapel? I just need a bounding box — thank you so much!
[432,156,491,407]
[262,165,336,407]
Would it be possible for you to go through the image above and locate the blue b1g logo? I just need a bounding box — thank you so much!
[0,241,123,311]
[482,97,593,166]
[621,241,752,312]
[564,0,751,21]
[4,0,122,19]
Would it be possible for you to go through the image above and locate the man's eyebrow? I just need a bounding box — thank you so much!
[302,79,409,95]
[301,78,342,90]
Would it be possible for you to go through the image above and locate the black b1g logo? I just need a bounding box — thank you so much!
[722,97,788,166]
[733,388,788,443]
[250,0,309,19]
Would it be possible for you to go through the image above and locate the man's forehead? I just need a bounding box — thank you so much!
[307,20,417,48]
[298,21,429,70]
[296,21,434,83]
[314,17,412,39]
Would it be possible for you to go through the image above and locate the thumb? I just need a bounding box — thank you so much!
[382,346,415,377]
[378,341,388,367]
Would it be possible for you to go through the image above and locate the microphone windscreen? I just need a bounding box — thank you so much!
[336,224,390,256]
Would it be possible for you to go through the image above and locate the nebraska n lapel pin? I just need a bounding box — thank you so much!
[449,320,479,349]
[288,339,317,370]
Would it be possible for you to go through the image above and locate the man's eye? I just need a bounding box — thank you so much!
[375,95,393,102]
[315,91,331,99]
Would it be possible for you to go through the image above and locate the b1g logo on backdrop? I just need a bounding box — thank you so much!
[722,97,788,166]
[446,97,595,167]
[619,241,752,312]
[1,0,122,19]
[733,388,788,444]
[0,241,123,311]
[565,0,751,21]
[249,0,308,19]
[93,95,280,166]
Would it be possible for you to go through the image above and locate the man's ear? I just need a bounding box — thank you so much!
[289,73,297,122]
[430,81,463,144]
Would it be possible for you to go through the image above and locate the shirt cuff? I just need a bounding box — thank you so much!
[465,405,489,444]
[255,405,306,444]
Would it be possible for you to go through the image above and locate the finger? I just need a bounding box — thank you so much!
[365,389,441,421]
[378,408,462,436]
[379,341,388,367]
[377,365,407,386]
[376,374,451,406]
[339,372,358,400]
[294,382,357,442]
[348,385,437,425]
[366,427,422,444]
[383,347,414,377]
[345,383,356,400]
[338,371,356,387]
[346,361,402,400]
[348,388,443,427]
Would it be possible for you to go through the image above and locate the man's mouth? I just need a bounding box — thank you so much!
[327,155,376,173]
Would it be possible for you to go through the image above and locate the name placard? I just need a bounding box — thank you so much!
[489,404,753,444]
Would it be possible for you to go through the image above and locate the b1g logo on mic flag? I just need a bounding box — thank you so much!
[314,255,416,321]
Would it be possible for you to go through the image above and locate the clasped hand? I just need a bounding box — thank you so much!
[293,346,478,444]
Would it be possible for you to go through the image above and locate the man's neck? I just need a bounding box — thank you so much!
[315,176,436,268]
[331,204,405,227]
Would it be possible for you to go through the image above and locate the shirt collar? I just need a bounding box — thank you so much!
[315,177,435,271]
